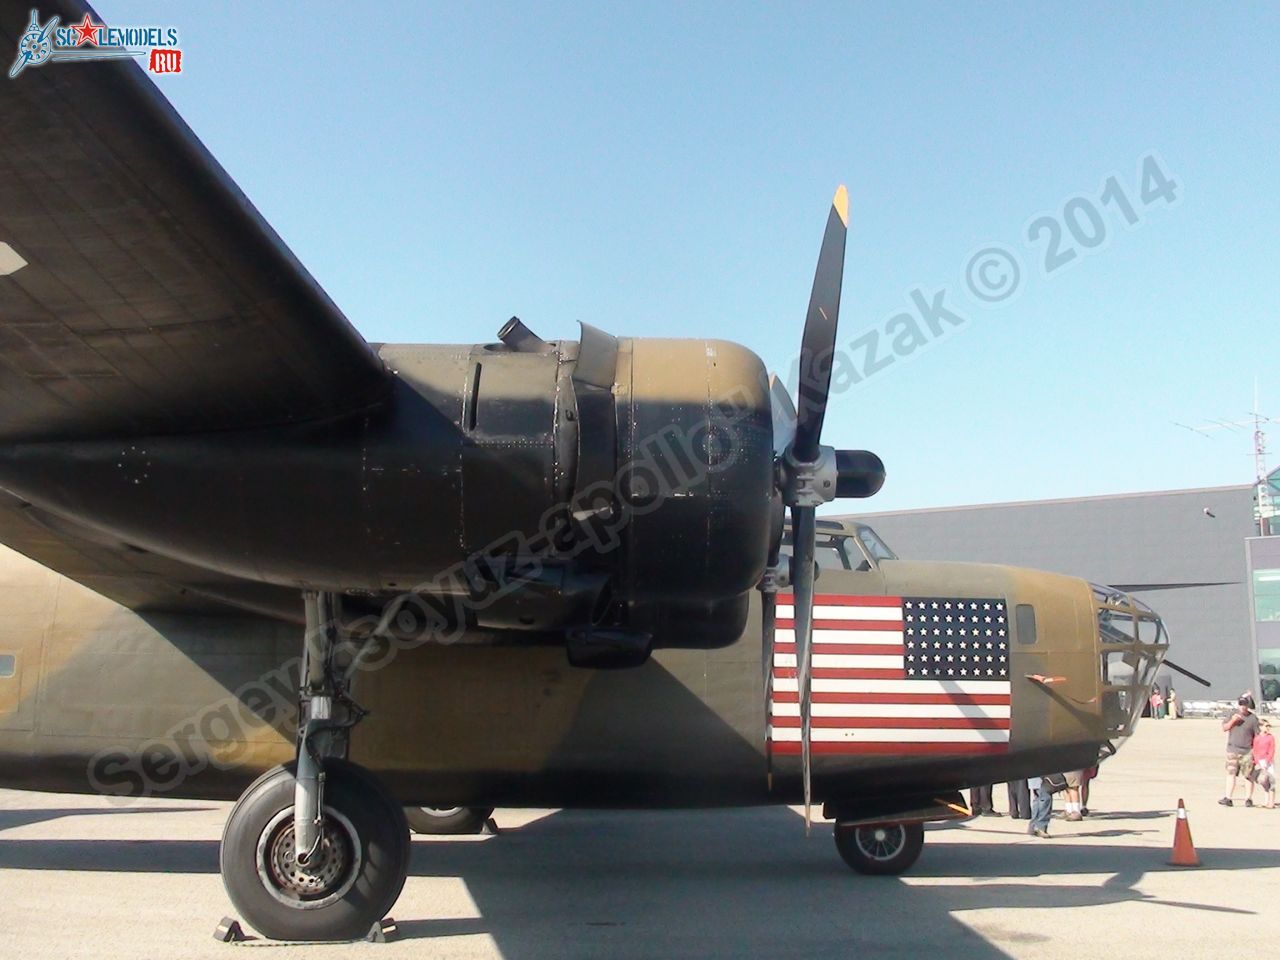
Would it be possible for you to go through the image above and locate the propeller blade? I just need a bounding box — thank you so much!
[793,185,849,462]
[1162,658,1212,688]
[790,503,817,835]
[774,187,854,837]
[769,374,797,458]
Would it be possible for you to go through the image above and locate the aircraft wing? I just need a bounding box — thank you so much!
[0,0,389,444]
[0,2,389,616]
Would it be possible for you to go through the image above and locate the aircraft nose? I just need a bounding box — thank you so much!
[1092,583,1168,735]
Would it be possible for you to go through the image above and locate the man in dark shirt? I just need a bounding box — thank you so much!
[1221,696,1261,806]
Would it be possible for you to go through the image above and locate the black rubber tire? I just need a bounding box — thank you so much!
[405,806,495,835]
[833,821,925,875]
[220,760,410,942]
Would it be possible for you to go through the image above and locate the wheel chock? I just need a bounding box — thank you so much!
[483,817,502,836]
[365,917,397,943]
[213,917,247,943]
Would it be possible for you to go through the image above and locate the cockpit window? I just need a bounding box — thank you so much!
[779,537,853,570]
[780,523,896,572]
[816,544,849,570]
[856,525,897,562]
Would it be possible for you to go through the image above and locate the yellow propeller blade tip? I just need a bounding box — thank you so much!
[832,185,849,227]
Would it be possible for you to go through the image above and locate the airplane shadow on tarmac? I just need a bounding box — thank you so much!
[0,806,1265,959]
[387,808,1263,959]
[0,805,209,832]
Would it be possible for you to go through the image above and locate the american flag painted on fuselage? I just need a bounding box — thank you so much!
[769,595,1011,756]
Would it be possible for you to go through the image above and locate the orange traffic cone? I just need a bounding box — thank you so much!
[1167,798,1200,867]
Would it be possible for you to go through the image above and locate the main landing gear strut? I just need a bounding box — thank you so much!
[219,592,410,941]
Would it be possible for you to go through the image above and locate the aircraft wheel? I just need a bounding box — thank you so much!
[833,821,924,875]
[220,760,410,941]
[405,806,494,835]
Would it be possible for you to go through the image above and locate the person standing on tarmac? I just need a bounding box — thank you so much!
[1252,719,1275,809]
[969,784,999,816]
[1221,695,1260,807]
[1062,771,1085,821]
[1080,765,1098,816]
[1027,776,1053,838]
[1007,779,1031,820]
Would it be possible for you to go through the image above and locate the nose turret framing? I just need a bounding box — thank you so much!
[1092,584,1168,736]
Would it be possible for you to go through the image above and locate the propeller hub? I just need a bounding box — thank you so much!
[779,444,838,507]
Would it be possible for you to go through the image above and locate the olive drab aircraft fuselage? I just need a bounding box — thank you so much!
[0,521,1163,811]
[0,0,1173,943]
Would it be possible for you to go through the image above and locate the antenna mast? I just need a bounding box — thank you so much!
[1174,381,1275,535]
[1252,381,1274,535]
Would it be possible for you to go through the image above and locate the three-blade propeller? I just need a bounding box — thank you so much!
[763,187,886,833]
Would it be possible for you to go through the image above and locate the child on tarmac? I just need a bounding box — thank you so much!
[1253,718,1276,810]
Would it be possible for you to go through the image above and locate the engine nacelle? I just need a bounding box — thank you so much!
[379,323,774,639]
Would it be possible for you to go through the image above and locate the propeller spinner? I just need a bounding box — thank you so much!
[764,186,886,833]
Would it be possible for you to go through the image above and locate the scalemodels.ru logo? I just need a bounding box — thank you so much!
[8,8,182,79]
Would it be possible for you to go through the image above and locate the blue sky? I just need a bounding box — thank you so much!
[101,2,1279,511]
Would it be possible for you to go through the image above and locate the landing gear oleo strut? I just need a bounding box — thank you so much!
[219,593,409,941]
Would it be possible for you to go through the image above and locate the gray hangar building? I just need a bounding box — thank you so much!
[846,481,1280,704]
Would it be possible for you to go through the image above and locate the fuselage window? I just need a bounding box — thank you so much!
[1015,604,1037,644]
[0,654,14,678]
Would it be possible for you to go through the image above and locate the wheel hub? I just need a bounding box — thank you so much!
[256,808,362,908]
[854,824,906,861]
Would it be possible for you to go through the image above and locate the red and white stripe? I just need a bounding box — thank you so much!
[768,594,1011,756]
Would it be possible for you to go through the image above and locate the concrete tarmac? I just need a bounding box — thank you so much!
[0,719,1276,959]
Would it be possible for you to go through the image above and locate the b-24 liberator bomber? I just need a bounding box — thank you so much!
[0,0,1179,942]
